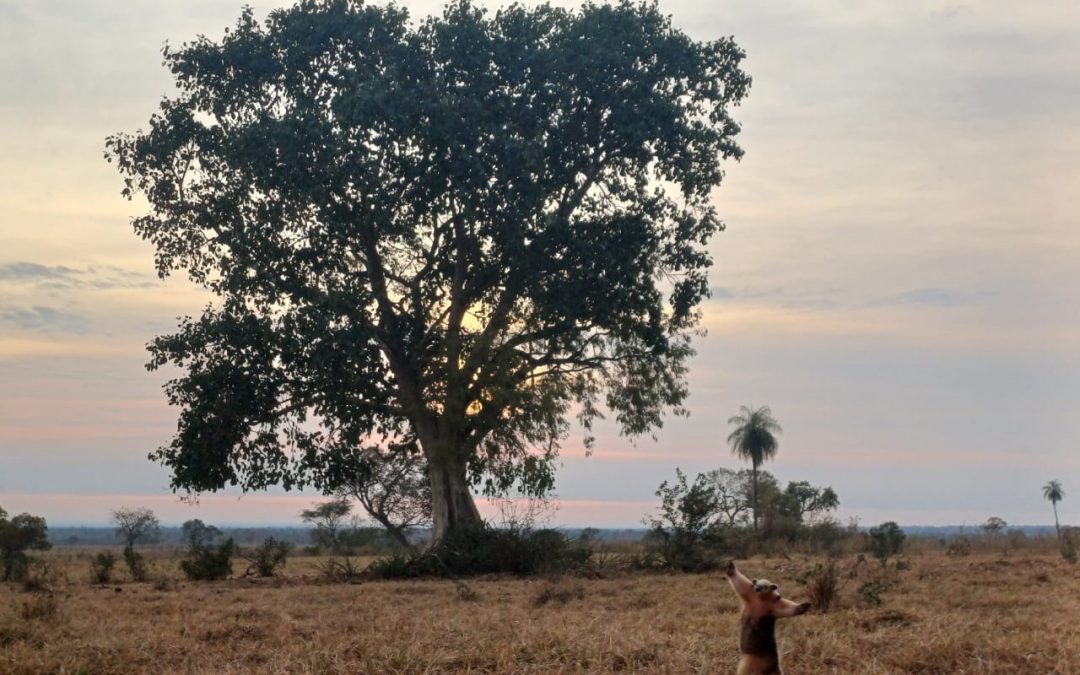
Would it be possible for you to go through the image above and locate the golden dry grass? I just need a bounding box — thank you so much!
[2,551,1078,674]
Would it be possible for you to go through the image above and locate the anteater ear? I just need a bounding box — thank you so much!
[770,584,778,591]
[751,579,757,585]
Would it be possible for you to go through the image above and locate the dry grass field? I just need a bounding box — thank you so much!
[2,550,1078,674]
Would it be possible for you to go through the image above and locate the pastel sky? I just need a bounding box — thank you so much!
[1,0,1078,528]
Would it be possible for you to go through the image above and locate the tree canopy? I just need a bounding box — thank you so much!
[0,507,51,581]
[106,0,750,539]
[111,506,162,548]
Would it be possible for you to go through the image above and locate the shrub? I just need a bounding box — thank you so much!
[367,525,591,579]
[531,579,586,607]
[797,560,841,612]
[946,537,972,557]
[318,554,365,582]
[241,538,292,577]
[178,519,234,581]
[868,521,905,563]
[645,469,723,572]
[21,559,60,593]
[858,580,887,607]
[18,593,59,621]
[1062,529,1079,565]
[90,552,118,584]
[123,546,150,582]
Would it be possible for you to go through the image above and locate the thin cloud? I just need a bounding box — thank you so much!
[0,304,86,333]
[0,261,158,291]
[866,287,990,309]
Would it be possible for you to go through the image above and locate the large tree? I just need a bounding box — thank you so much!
[107,0,750,541]
[726,405,782,530]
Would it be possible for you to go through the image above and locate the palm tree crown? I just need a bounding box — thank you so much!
[727,405,782,530]
[1044,480,1065,504]
[727,405,782,467]
[1044,480,1065,540]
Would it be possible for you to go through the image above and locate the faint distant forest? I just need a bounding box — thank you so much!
[45,525,1056,548]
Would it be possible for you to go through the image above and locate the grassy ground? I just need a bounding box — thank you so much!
[2,550,1078,674]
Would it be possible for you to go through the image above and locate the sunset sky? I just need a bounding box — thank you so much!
[1,0,1078,528]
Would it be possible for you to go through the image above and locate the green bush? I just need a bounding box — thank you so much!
[90,552,117,584]
[241,538,292,577]
[868,521,905,563]
[367,525,590,579]
[179,538,235,581]
[123,546,150,582]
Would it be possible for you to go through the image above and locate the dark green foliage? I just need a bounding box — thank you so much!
[123,546,150,582]
[0,507,51,582]
[106,0,750,540]
[367,525,591,579]
[90,552,118,584]
[178,519,234,580]
[241,538,292,577]
[868,521,906,562]
[646,469,722,572]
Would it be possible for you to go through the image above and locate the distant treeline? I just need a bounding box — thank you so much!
[46,525,1057,548]
[47,526,650,548]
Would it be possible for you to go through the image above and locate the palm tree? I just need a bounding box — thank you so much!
[1043,480,1065,541]
[727,405,782,530]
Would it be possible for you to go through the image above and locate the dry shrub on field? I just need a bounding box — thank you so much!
[609,647,661,671]
[531,578,586,607]
[797,559,843,612]
[18,592,60,622]
[21,558,62,593]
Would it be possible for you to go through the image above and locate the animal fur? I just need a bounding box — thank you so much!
[725,560,811,675]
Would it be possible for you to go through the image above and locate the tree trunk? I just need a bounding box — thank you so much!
[428,457,482,543]
[1054,501,1061,542]
[751,461,759,531]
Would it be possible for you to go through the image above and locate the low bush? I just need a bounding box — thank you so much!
[797,559,842,612]
[367,525,591,579]
[123,546,150,582]
[90,551,117,584]
[21,559,60,593]
[179,538,235,581]
[241,538,292,577]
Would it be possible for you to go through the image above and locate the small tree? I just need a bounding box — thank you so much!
[0,507,51,582]
[111,507,161,548]
[179,519,234,581]
[774,481,839,527]
[112,507,160,581]
[334,446,431,550]
[646,469,721,572]
[982,516,1007,536]
[868,521,905,564]
[300,499,353,553]
[705,468,752,527]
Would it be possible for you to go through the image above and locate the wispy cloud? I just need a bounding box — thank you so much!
[0,261,158,291]
[867,287,989,309]
[0,304,86,333]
